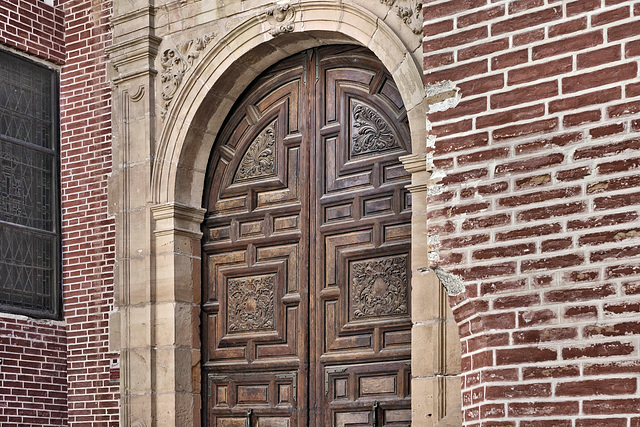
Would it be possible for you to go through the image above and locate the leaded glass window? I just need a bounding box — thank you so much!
[0,50,60,319]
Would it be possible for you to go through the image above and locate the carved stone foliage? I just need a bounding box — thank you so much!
[350,255,408,319]
[234,120,277,182]
[380,0,423,34]
[264,3,295,36]
[350,101,399,156]
[160,33,214,118]
[227,274,276,332]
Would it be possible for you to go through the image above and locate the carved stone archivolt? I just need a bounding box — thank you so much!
[234,120,277,182]
[380,0,423,34]
[160,33,214,118]
[264,3,296,36]
[351,101,399,156]
[227,274,276,332]
[350,255,408,318]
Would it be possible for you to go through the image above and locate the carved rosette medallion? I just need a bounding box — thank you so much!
[350,101,399,156]
[350,255,408,319]
[234,120,277,182]
[227,274,276,332]
[264,4,296,36]
[160,33,214,118]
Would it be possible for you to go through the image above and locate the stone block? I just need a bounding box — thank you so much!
[412,321,442,376]
[411,271,441,323]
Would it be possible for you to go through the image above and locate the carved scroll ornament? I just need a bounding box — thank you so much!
[234,120,277,182]
[264,4,295,36]
[351,102,399,156]
[351,255,408,318]
[380,0,424,34]
[160,33,214,118]
[227,274,276,332]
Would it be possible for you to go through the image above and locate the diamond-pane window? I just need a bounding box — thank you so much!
[0,50,60,318]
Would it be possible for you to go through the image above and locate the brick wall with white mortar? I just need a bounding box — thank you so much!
[424,0,640,425]
[59,0,118,424]
[0,0,117,425]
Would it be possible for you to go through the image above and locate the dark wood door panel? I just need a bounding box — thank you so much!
[204,46,411,427]
[313,47,411,427]
[325,361,411,427]
[208,370,299,427]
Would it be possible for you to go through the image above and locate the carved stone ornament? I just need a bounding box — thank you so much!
[380,0,423,34]
[234,119,277,182]
[351,101,399,156]
[160,33,214,118]
[227,274,276,332]
[264,3,295,36]
[350,255,408,319]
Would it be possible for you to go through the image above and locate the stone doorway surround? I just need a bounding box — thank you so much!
[106,1,461,425]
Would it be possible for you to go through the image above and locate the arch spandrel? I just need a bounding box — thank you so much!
[152,1,426,207]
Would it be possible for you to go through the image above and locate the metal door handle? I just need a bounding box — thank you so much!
[372,401,379,427]
[246,409,253,427]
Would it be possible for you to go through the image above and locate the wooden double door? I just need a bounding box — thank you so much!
[202,46,412,426]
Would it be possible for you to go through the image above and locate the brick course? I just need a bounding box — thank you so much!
[425,0,640,424]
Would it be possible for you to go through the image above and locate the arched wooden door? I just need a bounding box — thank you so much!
[202,46,412,427]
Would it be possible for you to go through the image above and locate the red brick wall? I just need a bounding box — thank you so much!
[1,0,117,425]
[1,1,68,426]
[59,0,118,425]
[424,0,640,425]
[0,0,65,64]
[0,316,67,426]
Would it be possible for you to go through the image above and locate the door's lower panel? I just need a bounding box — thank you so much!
[207,371,299,427]
[324,361,411,427]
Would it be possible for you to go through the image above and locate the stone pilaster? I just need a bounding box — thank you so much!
[401,153,462,426]
[150,203,205,426]
[107,3,160,426]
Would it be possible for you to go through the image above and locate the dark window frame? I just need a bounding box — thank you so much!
[0,49,62,319]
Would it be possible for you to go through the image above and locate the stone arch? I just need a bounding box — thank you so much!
[152,1,427,207]
[143,2,461,425]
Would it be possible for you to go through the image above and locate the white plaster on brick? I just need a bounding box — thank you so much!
[430,169,447,180]
[431,266,465,296]
[426,80,461,113]
[427,184,444,196]
[426,133,436,148]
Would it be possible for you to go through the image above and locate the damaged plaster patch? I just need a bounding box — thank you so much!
[431,266,465,296]
[426,80,461,113]
[426,134,436,148]
[428,251,440,262]
[429,169,447,180]
[427,184,444,196]
[427,234,440,245]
